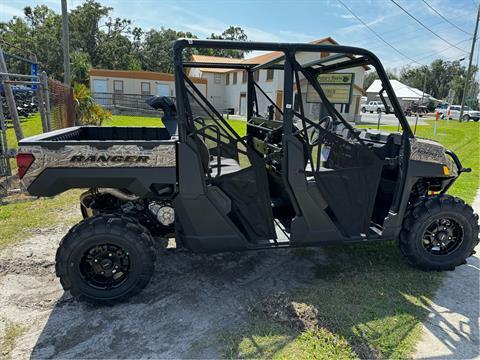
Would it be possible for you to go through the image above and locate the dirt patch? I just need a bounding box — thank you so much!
[0,210,327,359]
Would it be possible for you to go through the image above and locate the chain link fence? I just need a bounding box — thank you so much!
[47,78,76,130]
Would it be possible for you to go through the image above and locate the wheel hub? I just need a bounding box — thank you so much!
[80,244,130,289]
[100,258,113,270]
[422,217,463,256]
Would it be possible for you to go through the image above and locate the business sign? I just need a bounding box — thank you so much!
[306,73,354,104]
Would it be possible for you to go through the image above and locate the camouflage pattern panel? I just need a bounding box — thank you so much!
[18,144,176,188]
[410,138,446,164]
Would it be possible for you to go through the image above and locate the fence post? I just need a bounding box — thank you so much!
[40,71,52,131]
[37,84,48,133]
[0,95,11,176]
[0,47,24,141]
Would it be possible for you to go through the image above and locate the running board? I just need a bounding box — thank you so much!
[274,218,290,245]
[251,219,291,248]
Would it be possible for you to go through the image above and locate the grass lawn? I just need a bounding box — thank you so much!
[1,114,479,358]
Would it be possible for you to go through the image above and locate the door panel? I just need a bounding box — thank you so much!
[92,79,108,105]
[239,94,246,116]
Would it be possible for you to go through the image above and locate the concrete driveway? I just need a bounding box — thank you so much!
[359,113,429,127]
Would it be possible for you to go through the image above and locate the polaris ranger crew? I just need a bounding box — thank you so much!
[17,40,479,304]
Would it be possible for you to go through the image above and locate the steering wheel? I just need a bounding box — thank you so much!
[309,116,333,146]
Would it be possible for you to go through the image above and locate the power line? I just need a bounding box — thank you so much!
[337,0,423,65]
[422,0,471,35]
[366,33,470,59]
[346,14,462,46]
[387,38,471,68]
[390,0,470,53]
[359,22,465,53]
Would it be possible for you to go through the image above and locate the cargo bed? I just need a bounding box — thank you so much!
[17,126,177,197]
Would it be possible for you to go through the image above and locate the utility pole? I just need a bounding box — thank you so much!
[460,4,480,122]
[61,0,71,85]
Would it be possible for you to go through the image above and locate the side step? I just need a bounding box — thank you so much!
[250,218,291,248]
[274,218,290,245]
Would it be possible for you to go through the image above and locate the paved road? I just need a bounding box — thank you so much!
[359,113,429,127]
[414,192,480,359]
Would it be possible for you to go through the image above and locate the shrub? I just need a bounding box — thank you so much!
[73,83,111,125]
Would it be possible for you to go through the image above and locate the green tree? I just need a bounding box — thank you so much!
[0,6,63,78]
[400,59,477,104]
[69,1,138,70]
[139,28,197,73]
[70,50,91,85]
[0,1,139,81]
[200,26,249,58]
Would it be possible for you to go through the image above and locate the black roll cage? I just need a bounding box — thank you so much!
[173,38,414,143]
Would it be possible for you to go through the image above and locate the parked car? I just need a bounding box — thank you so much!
[446,105,480,121]
[361,101,385,113]
[435,103,449,119]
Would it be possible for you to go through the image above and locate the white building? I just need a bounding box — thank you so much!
[88,38,368,122]
[366,79,437,110]
[89,69,207,101]
[189,37,368,122]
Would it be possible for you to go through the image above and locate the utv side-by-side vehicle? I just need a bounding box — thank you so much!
[16,40,479,303]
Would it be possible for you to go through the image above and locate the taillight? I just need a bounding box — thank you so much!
[16,153,35,179]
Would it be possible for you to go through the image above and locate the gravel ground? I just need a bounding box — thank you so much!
[0,207,325,359]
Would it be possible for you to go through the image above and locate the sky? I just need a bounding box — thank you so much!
[1,0,478,71]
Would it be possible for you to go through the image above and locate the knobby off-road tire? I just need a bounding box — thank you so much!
[399,195,479,271]
[56,214,157,304]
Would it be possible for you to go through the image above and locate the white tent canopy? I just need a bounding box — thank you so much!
[366,79,437,102]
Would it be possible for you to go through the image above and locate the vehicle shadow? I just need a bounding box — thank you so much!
[30,242,479,359]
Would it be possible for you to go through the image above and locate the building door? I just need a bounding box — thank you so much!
[92,79,108,105]
[275,90,283,120]
[239,93,247,116]
[156,84,170,97]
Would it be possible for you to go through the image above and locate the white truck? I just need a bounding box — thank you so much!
[446,105,480,122]
[361,101,385,114]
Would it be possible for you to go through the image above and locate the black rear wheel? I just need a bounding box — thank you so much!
[399,195,479,271]
[56,215,156,304]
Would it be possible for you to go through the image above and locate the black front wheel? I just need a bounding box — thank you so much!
[56,215,156,304]
[399,195,479,271]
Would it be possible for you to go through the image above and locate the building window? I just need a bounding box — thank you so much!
[141,82,150,96]
[113,80,123,94]
[233,72,237,85]
[242,71,247,83]
[214,73,221,84]
[253,71,260,82]
[266,69,274,82]
[226,73,230,85]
